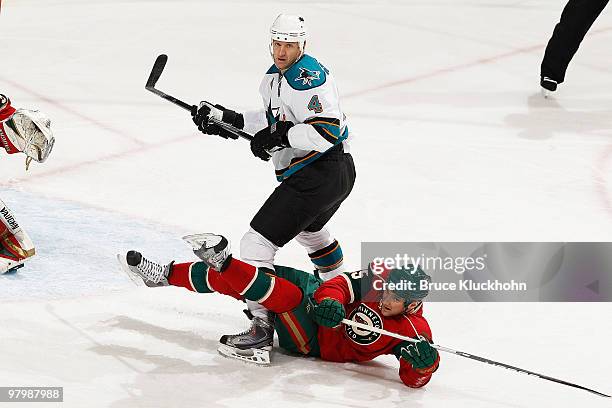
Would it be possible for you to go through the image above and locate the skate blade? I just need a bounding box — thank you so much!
[1,262,24,274]
[116,254,147,287]
[541,87,552,99]
[217,344,271,366]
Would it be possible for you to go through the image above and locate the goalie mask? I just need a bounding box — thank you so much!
[0,109,55,170]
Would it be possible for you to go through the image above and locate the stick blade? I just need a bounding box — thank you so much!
[145,54,168,89]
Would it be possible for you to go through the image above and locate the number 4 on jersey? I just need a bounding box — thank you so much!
[308,95,323,113]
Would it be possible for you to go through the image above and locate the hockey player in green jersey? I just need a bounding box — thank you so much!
[120,233,439,388]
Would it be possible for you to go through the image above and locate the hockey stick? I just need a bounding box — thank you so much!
[341,318,610,398]
[145,54,253,141]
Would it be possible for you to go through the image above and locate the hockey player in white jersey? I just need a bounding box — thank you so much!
[191,15,356,360]
[0,94,55,273]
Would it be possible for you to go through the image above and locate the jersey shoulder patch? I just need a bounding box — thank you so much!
[284,54,328,91]
[266,64,280,75]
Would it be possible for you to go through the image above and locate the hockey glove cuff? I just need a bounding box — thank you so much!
[250,121,293,161]
[191,102,243,140]
[220,106,244,130]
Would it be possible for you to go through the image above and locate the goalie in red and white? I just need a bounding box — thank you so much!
[0,94,55,273]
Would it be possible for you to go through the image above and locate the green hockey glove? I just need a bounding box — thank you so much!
[400,337,438,370]
[312,298,345,328]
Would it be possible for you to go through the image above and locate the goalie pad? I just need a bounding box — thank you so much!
[0,200,35,273]
[0,108,55,169]
[0,199,22,236]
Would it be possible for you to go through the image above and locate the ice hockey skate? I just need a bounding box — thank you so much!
[540,76,558,98]
[182,233,232,272]
[117,250,172,287]
[217,310,275,366]
[0,256,25,274]
[182,233,274,365]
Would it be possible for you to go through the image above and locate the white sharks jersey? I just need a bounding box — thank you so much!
[243,54,350,181]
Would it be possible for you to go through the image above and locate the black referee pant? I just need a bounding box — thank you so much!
[541,0,608,83]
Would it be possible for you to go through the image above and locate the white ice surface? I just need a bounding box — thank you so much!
[1,0,611,407]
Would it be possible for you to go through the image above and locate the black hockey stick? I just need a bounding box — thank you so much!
[145,54,253,141]
[342,319,610,398]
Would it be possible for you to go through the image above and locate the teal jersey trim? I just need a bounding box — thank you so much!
[284,55,327,91]
[266,64,280,75]
[313,122,340,138]
[310,245,343,269]
[275,151,324,181]
[341,126,348,140]
[275,126,348,182]
[266,102,278,126]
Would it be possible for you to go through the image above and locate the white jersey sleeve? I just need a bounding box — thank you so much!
[242,108,267,135]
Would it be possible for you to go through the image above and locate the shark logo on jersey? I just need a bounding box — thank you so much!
[295,68,321,86]
[345,304,382,345]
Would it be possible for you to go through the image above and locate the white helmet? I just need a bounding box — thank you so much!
[270,14,307,51]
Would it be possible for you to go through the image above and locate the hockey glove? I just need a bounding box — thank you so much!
[191,102,243,140]
[312,297,345,328]
[0,96,55,170]
[400,337,438,371]
[250,121,293,161]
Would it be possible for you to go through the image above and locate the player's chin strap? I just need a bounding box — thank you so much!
[341,318,610,398]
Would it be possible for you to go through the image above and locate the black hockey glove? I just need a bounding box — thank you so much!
[250,121,293,161]
[400,337,438,371]
[191,103,244,140]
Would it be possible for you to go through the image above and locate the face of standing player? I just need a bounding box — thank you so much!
[379,290,420,317]
[272,40,302,71]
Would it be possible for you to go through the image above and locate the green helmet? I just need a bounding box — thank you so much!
[386,264,432,303]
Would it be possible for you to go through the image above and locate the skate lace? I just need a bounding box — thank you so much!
[138,257,164,281]
[209,251,225,268]
[229,317,270,339]
[234,327,252,337]
[233,322,256,337]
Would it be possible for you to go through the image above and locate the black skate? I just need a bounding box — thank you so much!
[540,76,558,98]
[117,251,173,287]
[217,310,275,366]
